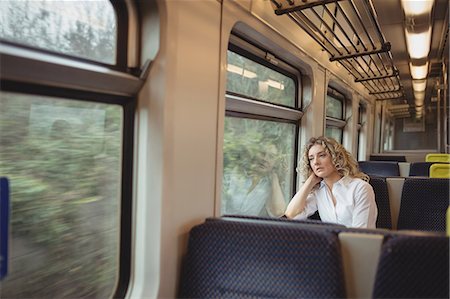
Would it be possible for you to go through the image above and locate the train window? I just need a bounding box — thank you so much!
[0,0,137,297]
[222,38,302,217]
[325,87,346,143]
[227,46,297,108]
[0,0,118,65]
[0,91,123,298]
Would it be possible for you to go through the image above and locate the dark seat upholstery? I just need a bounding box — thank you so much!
[408,162,434,176]
[358,161,400,177]
[368,177,392,229]
[179,219,346,298]
[373,235,449,299]
[397,178,450,231]
[370,154,406,162]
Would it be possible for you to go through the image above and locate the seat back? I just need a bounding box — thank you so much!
[369,155,406,162]
[368,177,392,229]
[358,161,400,177]
[397,178,450,231]
[430,163,450,178]
[179,219,346,298]
[426,153,450,162]
[408,162,434,176]
[373,235,449,299]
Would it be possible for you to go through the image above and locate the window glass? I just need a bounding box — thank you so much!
[325,126,343,143]
[326,94,344,119]
[226,50,296,107]
[0,0,116,64]
[0,91,122,298]
[222,117,295,216]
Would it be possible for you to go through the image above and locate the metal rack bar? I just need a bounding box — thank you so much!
[271,0,404,98]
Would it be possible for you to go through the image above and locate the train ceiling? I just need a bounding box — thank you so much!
[270,0,449,118]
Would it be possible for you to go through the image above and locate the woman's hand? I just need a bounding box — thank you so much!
[306,172,322,187]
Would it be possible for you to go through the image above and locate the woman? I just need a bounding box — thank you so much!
[285,136,377,228]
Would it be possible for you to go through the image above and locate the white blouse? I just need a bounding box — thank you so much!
[293,176,378,228]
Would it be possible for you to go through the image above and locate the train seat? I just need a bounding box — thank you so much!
[178,218,346,298]
[369,155,407,162]
[358,161,400,177]
[397,178,450,232]
[220,214,341,227]
[372,235,449,299]
[368,177,392,229]
[408,162,435,177]
[429,163,450,178]
[425,153,450,163]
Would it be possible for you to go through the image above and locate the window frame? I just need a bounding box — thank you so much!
[225,35,303,200]
[0,0,129,70]
[325,86,347,142]
[0,1,139,297]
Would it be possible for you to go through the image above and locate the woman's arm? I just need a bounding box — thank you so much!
[351,181,378,228]
[284,173,321,218]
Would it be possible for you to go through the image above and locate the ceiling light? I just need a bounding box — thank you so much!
[405,27,432,59]
[412,79,427,92]
[227,64,257,79]
[414,90,425,106]
[410,62,429,79]
[266,79,285,90]
[401,0,434,16]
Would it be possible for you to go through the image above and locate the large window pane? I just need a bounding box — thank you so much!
[227,50,296,107]
[0,92,122,298]
[0,0,116,64]
[222,117,295,217]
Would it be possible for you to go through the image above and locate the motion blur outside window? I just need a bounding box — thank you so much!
[0,93,122,298]
[0,0,126,297]
[0,0,116,64]
[222,44,300,217]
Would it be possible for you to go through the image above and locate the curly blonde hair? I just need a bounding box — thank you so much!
[299,136,369,182]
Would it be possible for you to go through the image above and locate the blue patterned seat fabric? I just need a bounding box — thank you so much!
[368,177,392,229]
[397,178,450,232]
[358,161,400,177]
[373,235,449,299]
[179,219,346,298]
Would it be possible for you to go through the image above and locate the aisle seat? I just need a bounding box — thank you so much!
[358,161,400,177]
[397,178,450,232]
[179,218,346,298]
[425,153,450,162]
[372,235,449,299]
[429,163,450,178]
[368,177,392,229]
[408,162,434,177]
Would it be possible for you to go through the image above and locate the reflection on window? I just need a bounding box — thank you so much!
[325,126,343,143]
[226,50,296,107]
[0,92,122,298]
[0,0,116,64]
[222,117,295,217]
[326,95,343,119]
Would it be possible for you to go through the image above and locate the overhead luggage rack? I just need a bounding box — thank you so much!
[270,0,405,101]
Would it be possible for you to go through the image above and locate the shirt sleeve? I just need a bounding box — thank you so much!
[351,181,378,228]
[292,192,318,220]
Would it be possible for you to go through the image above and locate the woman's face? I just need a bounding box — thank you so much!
[308,144,338,179]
